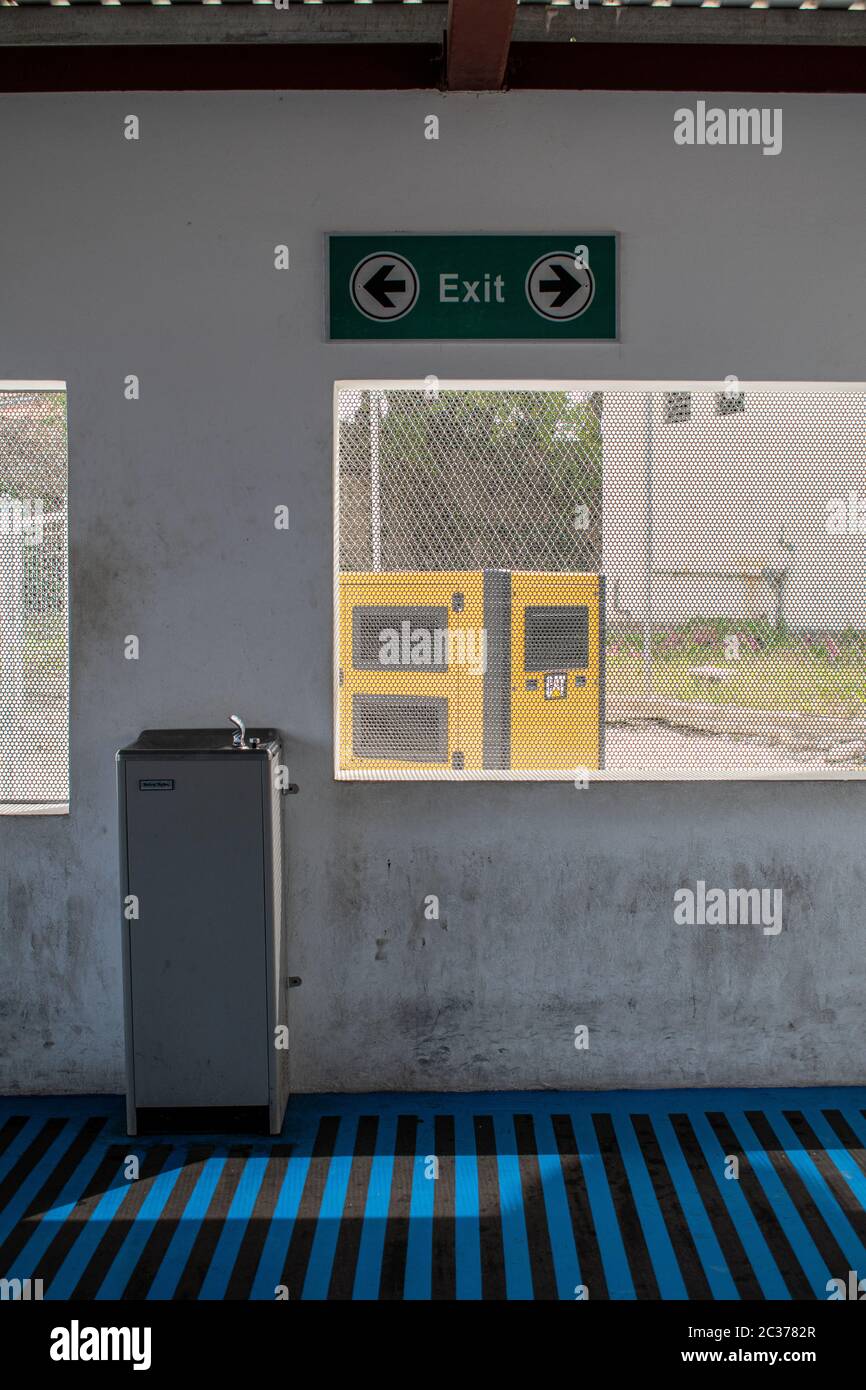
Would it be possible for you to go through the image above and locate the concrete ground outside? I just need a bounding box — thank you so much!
[605,723,837,775]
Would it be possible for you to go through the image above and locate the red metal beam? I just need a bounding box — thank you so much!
[0,44,444,94]
[1,41,864,97]
[446,0,518,92]
[506,41,866,93]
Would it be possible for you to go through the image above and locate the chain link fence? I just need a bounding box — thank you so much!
[0,389,69,808]
[339,387,603,574]
[336,382,866,779]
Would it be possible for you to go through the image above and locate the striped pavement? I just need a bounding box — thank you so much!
[1,1089,865,1301]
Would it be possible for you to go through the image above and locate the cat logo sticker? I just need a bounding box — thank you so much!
[544,672,568,701]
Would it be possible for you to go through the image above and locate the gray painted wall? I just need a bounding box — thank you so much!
[1,90,865,1094]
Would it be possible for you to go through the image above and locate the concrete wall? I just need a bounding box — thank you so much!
[1,90,865,1095]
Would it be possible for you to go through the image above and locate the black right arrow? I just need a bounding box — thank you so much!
[539,262,580,308]
[364,263,407,309]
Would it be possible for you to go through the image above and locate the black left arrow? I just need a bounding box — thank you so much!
[539,262,580,308]
[364,263,407,309]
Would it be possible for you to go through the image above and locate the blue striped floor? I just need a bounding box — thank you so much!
[2,1089,866,1300]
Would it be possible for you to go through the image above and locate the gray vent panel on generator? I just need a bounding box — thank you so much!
[352,693,449,762]
[117,727,289,1137]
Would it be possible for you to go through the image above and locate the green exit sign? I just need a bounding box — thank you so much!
[328,234,617,341]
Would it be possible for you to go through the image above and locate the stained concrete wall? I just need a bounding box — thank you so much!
[1,90,865,1094]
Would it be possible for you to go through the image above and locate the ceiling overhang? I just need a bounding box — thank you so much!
[0,2,863,93]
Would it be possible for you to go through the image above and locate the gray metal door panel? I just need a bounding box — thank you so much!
[124,757,268,1107]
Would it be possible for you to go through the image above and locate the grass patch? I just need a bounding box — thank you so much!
[607,619,866,716]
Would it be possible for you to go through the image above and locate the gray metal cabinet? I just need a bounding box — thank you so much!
[117,729,289,1136]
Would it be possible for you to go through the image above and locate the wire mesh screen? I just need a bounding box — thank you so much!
[0,389,69,807]
[335,383,866,780]
[339,389,602,574]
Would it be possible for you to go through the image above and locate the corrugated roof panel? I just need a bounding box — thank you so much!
[2,0,863,7]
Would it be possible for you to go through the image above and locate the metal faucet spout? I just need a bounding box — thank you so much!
[229,714,248,749]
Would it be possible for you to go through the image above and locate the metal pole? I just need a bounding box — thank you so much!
[369,390,382,572]
[643,393,653,696]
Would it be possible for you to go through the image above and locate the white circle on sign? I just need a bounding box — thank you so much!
[525,251,595,322]
[350,253,419,323]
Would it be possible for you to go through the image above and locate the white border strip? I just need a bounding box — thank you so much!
[335,379,866,395]
[336,770,841,783]
[0,381,66,393]
[333,383,342,780]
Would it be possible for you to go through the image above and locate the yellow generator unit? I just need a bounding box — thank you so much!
[337,570,605,775]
